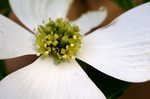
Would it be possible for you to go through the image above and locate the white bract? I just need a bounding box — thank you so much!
[0,0,150,98]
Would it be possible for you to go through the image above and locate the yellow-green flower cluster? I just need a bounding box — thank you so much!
[35,18,82,63]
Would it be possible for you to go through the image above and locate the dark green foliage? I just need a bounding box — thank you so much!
[112,0,150,10]
[0,0,11,16]
[0,60,6,80]
[112,0,135,10]
[0,0,10,9]
[143,0,150,3]
[76,58,132,99]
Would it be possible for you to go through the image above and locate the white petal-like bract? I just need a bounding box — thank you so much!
[78,3,150,82]
[0,15,36,59]
[72,7,107,34]
[0,58,106,99]
[9,0,73,30]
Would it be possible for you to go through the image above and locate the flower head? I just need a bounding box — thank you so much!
[35,18,82,63]
[0,0,150,99]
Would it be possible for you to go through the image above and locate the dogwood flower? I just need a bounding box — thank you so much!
[0,0,150,98]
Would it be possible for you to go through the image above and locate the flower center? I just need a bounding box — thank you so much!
[35,18,82,64]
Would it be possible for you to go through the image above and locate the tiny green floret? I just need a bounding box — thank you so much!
[35,18,82,63]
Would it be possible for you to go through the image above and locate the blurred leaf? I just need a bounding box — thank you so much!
[76,59,132,99]
[0,60,6,80]
[143,0,150,3]
[0,0,11,16]
[112,0,135,10]
[0,0,10,9]
[0,9,11,16]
